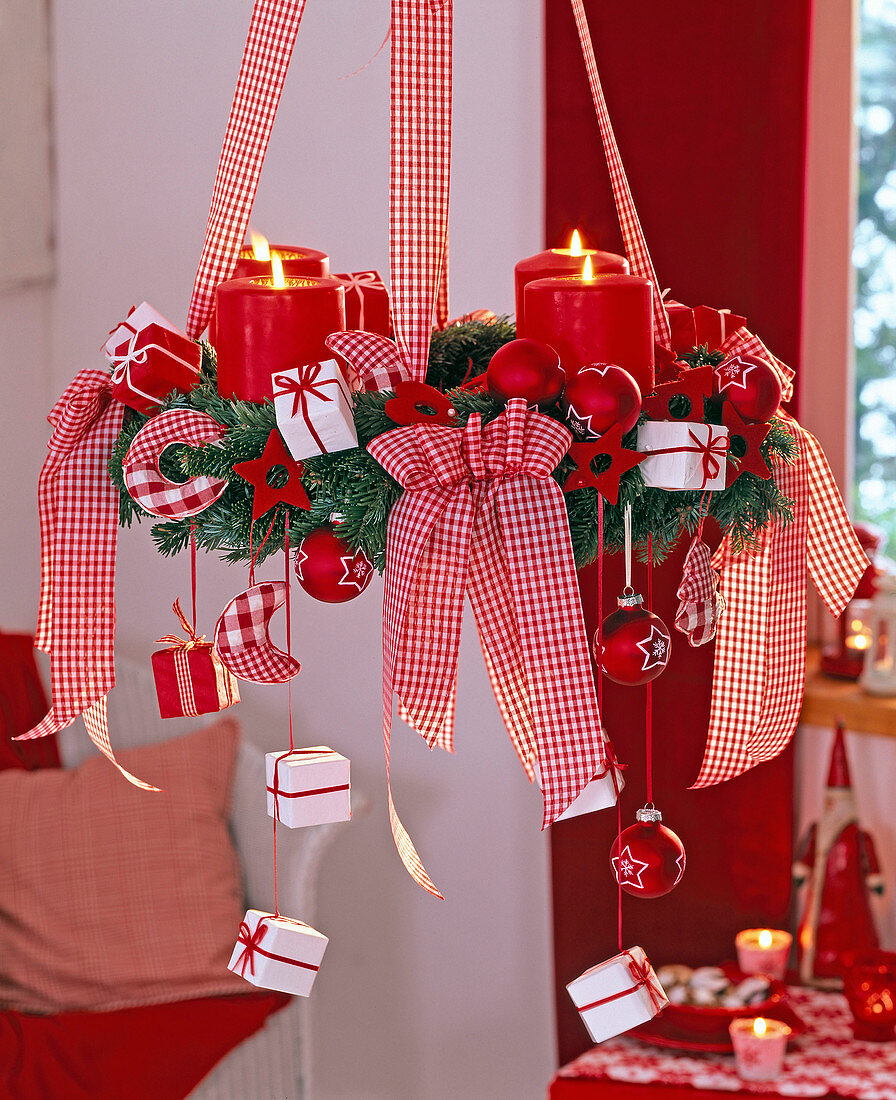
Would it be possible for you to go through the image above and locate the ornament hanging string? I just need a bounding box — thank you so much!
[645,535,654,808]
[623,502,633,592]
[272,527,294,920]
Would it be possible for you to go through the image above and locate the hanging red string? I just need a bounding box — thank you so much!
[189,520,198,632]
[645,534,654,808]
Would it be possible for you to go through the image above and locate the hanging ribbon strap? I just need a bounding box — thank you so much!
[156,598,207,650]
[185,0,308,338]
[22,369,158,791]
[569,0,670,348]
[369,399,609,897]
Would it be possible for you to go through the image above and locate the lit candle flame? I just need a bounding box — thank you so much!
[570,229,583,256]
[250,229,271,262]
[753,1017,767,1037]
[271,252,286,289]
[582,255,594,281]
[758,929,773,949]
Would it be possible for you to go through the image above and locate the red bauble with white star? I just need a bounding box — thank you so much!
[596,593,671,685]
[295,527,374,603]
[486,339,565,409]
[560,363,641,440]
[713,353,782,423]
[610,806,686,898]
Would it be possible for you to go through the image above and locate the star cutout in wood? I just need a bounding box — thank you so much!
[722,405,773,482]
[234,429,311,522]
[642,366,715,422]
[563,423,645,505]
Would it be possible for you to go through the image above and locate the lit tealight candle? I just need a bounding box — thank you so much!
[735,928,793,980]
[729,1016,791,1081]
[514,229,628,337]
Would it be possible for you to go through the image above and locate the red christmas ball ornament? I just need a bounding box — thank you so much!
[486,338,565,409]
[295,526,374,603]
[610,806,686,898]
[560,363,642,440]
[713,353,782,423]
[596,592,671,686]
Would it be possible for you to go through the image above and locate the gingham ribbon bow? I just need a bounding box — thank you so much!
[108,323,199,407]
[369,398,609,897]
[155,599,206,651]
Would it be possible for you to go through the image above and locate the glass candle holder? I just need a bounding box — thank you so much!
[843,951,896,1042]
[729,1017,790,1081]
[735,928,793,980]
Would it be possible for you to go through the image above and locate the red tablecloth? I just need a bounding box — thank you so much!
[550,987,896,1099]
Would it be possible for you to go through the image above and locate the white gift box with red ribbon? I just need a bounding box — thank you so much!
[535,760,623,821]
[228,909,328,997]
[266,746,351,828]
[637,421,729,492]
[567,946,669,1044]
[271,359,358,462]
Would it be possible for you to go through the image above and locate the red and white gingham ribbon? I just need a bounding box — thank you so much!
[569,0,670,348]
[368,399,609,897]
[21,369,158,790]
[185,0,308,339]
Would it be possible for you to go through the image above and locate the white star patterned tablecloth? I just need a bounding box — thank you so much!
[559,987,896,1098]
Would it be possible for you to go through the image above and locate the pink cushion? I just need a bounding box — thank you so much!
[0,718,248,1012]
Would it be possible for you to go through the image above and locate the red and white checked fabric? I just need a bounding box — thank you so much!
[674,535,725,647]
[693,416,868,787]
[389,0,452,380]
[213,582,302,685]
[184,0,308,339]
[325,331,408,393]
[368,399,611,897]
[122,409,229,518]
[569,0,671,349]
[22,369,157,790]
[558,985,896,1100]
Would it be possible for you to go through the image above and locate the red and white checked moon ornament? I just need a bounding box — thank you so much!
[674,534,725,648]
[368,398,614,897]
[214,581,301,685]
[122,410,229,519]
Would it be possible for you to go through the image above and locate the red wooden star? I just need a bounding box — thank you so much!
[722,405,773,482]
[563,423,645,505]
[653,343,682,386]
[642,366,715,422]
[234,430,312,522]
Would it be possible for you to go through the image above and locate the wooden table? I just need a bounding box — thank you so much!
[799,646,896,738]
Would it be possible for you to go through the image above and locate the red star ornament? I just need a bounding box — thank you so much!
[642,366,715,422]
[722,405,773,482]
[653,343,683,385]
[563,423,645,504]
[234,430,312,522]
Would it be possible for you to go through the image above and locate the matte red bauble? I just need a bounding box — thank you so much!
[610,806,687,898]
[596,592,671,685]
[560,363,641,439]
[295,527,374,603]
[713,353,782,423]
[486,338,565,409]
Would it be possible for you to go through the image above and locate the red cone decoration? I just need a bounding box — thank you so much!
[486,338,565,409]
[560,363,641,439]
[713,353,782,423]
[295,526,374,603]
[610,806,686,898]
[596,592,671,685]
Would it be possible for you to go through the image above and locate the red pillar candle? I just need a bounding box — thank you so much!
[215,275,346,403]
[232,243,329,281]
[514,232,628,336]
[524,272,655,393]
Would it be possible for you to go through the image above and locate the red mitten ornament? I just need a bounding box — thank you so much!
[713,353,782,423]
[674,536,725,647]
[560,363,641,439]
[610,806,687,898]
[486,339,565,409]
[596,592,671,685]
[295,526,374,603]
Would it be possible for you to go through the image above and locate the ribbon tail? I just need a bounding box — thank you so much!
[83,698,162,791]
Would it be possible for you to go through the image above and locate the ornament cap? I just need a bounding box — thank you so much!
[617,589,644,609]
[826,721,853,789]
[636,804,663,823]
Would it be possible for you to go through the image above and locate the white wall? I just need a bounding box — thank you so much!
[46,2,551,1099]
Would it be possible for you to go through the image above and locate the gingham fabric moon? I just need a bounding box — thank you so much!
[185,0,308,339]
[674,535,724,647]
[213,582,302,685]
[123,410,229,519]
[21,370,158,790]
[368,399,613,897]
[325,331,409,393]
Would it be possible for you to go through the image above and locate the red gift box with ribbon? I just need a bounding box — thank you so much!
[151,601,240,719]
[332,271,391,336]
[104,302,202,416]
[665,300,747,355]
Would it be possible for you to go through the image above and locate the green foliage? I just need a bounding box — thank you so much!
[108,326,796,569]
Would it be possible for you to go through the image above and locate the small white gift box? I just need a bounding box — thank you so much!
[637,421,729,492]
[266,747,351,828]
[567,946,669,1044]
[537,760,624,821]
[228,909,328,997]
[271,359,358,462]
